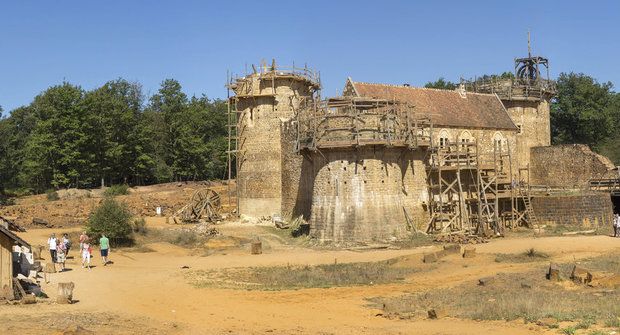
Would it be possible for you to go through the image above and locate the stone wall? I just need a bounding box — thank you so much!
[308,147,424,243]
[531,193,613,227]
[503,99,551,170]
[530,144,616,188]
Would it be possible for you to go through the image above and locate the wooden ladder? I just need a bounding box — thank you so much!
[520,188,539,228]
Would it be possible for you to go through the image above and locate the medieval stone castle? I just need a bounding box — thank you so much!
[227,52,616,244]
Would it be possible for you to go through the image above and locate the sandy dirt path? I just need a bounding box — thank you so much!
[3,227,619,335]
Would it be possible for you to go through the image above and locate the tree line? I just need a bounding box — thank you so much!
[425,72,620,163]
[0,78,228,196]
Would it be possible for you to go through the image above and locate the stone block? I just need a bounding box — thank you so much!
[546,263,561,281]
[251,240,262,255]
[463,247,476,258]
[443,244,461,255]
[427,308,447,319]
[478,277,495,286]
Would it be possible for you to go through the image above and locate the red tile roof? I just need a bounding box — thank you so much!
[348,80,517,130]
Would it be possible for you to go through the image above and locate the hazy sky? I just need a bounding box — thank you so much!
[1,0,618,112]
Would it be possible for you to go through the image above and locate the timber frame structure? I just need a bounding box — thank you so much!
[425,140,517,235]
[295,96,432,152]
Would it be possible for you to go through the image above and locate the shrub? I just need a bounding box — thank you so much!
[0,194,15,206]
[104,184,130,197]
[87,197,133,246]
[132,218,148,235]
[46,189,60,201]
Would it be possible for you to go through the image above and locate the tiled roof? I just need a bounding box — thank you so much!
[349,80,517,130]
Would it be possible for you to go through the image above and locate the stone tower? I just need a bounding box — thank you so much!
[466,39,556,172]
[228,61,320,218]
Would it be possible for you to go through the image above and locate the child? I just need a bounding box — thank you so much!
[81,240,91,270]
[56,243,66,272]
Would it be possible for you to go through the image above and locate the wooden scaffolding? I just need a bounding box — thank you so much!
[295,96,432,152]
[426,140,515,235]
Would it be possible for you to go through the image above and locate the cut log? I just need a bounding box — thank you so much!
[57,282,75,304]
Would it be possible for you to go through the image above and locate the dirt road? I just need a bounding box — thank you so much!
[3,227,619,335]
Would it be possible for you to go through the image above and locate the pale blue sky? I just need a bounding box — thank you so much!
[1,0,618,112]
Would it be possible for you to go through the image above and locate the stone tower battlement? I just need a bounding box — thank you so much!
[227,60,320,217]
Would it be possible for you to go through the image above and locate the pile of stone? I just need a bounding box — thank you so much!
[433,234,488,244]
[191,223,219,237]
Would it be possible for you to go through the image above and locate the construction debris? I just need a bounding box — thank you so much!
[172,188,222,224]
[32,217,52,227]
[434,234,488,244]
[571,265,593,285]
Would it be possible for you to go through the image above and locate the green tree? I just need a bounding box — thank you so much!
[551,73,618,146]
[87,197,133,246]
[21,83,89,191]
[424,78,457,90]
[82,79,153,186]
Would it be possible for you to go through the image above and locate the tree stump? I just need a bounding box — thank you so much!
[463,247,476,258]
[57,282,75,304]
[251,240,262,255]
[547,263,561,281]
[571,265,593,285]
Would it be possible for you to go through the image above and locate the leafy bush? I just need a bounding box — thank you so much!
[46,189,60,201]
[0,194,15,206]
[87,197,133,246]
[132,218,148,235]
[104,184,130,197]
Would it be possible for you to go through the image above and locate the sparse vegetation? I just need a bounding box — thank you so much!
[371,255,620,325]
[46,189,59,201]
[561,326,576,335]
[104,184,130,196]
[494,248,549,263]
[87,197,133,246]
[132,217,148,235]
[189,259,416,290]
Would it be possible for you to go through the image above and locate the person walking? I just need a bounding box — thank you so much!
[99,234,110,266]
[62,233,72,258]
[614,213,620,238]
[81,239,91,270]
[56,242,66,272]
[47,233,58,263]
[79,231,88,251]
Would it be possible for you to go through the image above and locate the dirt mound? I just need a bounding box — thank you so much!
[0,181,236,228]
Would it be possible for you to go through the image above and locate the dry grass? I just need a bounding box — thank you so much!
[494,248,550,263]
[188,259,416,290]
[371,253,620,328]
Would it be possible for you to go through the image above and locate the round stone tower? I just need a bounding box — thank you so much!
[466,47,556,172]
[228,61,320,218]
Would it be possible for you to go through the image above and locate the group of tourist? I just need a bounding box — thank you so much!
[47,232,111,271]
